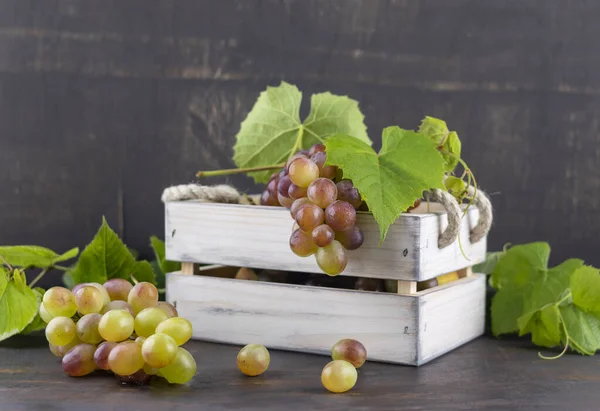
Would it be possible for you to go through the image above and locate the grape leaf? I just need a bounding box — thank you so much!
[570,265,600,315]
[0,268,38,341]
[559,304,600,355]
[0,246,79,269]
[232,81,371,183]
[472,251,505,275]
[150,236,181,275]
[517,303,562,348]
[326,127,446,243]
[70,217,155,285]
[490,242,583,336]
[418,116,461,172]
[131,261,156,285]
[21,287,46,335]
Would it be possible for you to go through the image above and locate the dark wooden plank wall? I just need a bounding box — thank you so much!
[1,0,599,280]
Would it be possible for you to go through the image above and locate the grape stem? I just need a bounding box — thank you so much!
[539,308,571,360]
[0,254,13,271]
[29,268,48,287]
[196,163,285,178]
[287,126,305,161]
[195,127,304,178]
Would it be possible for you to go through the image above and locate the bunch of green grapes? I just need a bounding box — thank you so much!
[261,144,367,276]
[41,280,196,385]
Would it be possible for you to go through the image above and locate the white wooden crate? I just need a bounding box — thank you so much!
[164,201,488,365]
[166,271,486,366]
[165,201,486,281]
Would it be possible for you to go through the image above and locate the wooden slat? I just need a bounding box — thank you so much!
[165,202,486,281]
[166,272,487,365]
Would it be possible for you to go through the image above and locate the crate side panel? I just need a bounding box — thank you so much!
[417,208,487,281]
[165,202,423,280]
[416,274,486,365]
[166,273,420,365]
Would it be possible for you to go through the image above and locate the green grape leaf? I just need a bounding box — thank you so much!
[472,251,505,275]
[130,260,156,285]
[0,268,39,342]
[62,271,75,289]
[233,81,371,183]
[418,116,461,172]
[570,265,600,315]
[128,247,140,260]
[0,246,79,269]
[559,304,600,355]
[70,217,156,285]
[491,288,524,335]
[490,242,583,336]
[150,236,181,275]
[151,260,165,290]
[517,304,562,348]
[326,127,446,243]
[21,287,46,335]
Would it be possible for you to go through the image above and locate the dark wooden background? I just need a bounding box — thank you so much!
[1,0,600,285]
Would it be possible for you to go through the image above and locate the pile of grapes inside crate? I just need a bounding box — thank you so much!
[214,265,461,293]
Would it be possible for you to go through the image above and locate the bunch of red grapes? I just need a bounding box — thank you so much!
[261,144,364,276]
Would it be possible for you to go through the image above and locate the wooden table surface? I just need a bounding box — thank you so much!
[1,334,598,411]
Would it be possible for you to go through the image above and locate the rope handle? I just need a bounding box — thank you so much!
[425,186,493,248]
[161,183,493,248]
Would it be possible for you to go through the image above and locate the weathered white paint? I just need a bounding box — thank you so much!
[165,202,486,281]
[166,272,486,366]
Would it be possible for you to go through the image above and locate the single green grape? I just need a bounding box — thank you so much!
[143,363,159,376]
[155,317,193,346]
[108,341,145,376]
[321,360,358,393]
[142,333,178,368]
[87,282,111,307]
[135,336,147,345]
[315,240,348,276]
[76,313,103,344]
[134,307,169,337]
[331,339,367,368]
[127,282,159,315]
[288,157,320,188]
[62,344,97,377]
[39,303,55,323]
[98,309,134,342]
[156,301,178,318]
[75,286,104,315]
[159,347,197,384]
[45,317,77,347]
[237,344,270,377]
[43,287,77,318]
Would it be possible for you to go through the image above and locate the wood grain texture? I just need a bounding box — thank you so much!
[2,0,600,288]
[1,334,599,411]
[166,272,486,365]
[165,201,485,281]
